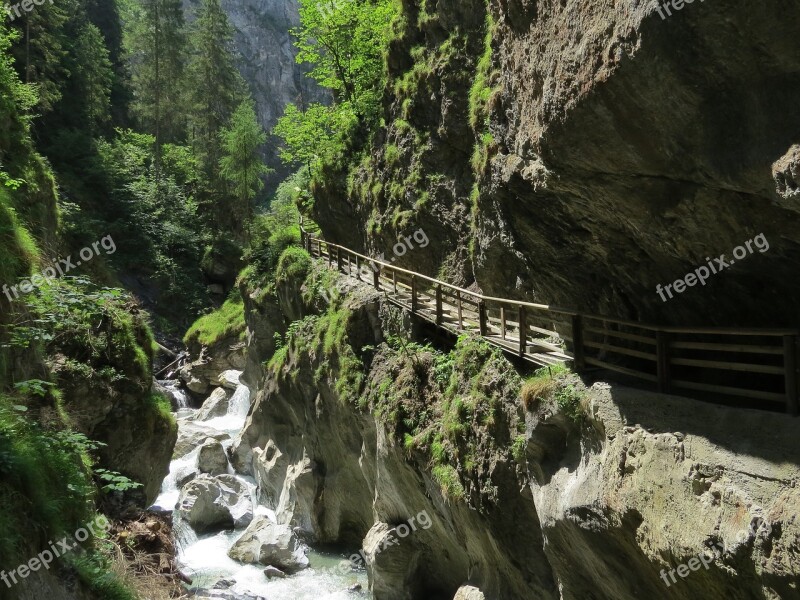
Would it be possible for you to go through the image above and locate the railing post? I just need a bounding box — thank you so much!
[373,266,380,291]
[328,244,333,267]
[355,256,361,280]
[657,331,670,393]
[500,306,506,340]
[436,284,443,326]
[457,291,463,329]
[518,305,527,357]
[411,276,418,313]
[478,300,487,336]
[392,270,397,294]
[784,335,798,415]
[571,314,585,372]
[336,248,343,273]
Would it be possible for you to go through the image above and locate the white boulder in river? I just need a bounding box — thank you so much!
[176,474,253,533]
[228,516,310,574]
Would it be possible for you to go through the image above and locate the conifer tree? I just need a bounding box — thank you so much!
[219,100,271,239]
[186,0,246,226]
[125,0,187,180]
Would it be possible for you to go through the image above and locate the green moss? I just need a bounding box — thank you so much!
[145,392,175,428]
[431,464,465,500]
[468,11,499,131]
[384,143,401,166]
[0,187,40,286]
[275,246,312,286]
[184,290,246,347]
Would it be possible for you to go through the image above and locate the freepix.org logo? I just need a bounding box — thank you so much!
[2,235,116,302]
[4,0,55,22]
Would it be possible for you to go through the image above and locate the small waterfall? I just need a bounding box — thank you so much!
[152,370,370,598]
[158,379,190,409]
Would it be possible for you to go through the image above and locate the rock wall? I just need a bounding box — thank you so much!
[317,0,800,327]
[231,264,800,599]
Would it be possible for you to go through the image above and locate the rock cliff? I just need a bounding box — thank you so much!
[315,0,800,328]
[227,258,800,599]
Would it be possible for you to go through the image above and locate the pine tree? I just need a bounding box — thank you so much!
[125,0,187,179]
[186,0,245,223]
[7,0,75,114]
[219,100,271,239]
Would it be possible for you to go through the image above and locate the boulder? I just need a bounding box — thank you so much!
[197,438,230,475]
[174,422,231,458]
[453,586,485,600]
[263,566,286,579]
[197,387,230,421]
[228,517,309,574]
[217,370,243,390]
[176,475,253,533]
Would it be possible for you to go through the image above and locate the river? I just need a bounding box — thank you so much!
[152,375,371,599]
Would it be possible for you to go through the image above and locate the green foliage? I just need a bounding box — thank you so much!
[123,0,187,143]
[0,187,40,286]
[89,129,209,324]
[219,100,271,237]
[555,384,585,424]
[293,0,398,119]
[186,0,246,206]
[183,289,246,347]
[468,11,498,131]
[431,464,465,501]
[511,435,526,463]
[275,0,399,172]
[273,102,357,173]
[4,277,154,382]
[0,394,95,565]
[71,551,137,600]
[275,247,312,286]
[94,468,143,493]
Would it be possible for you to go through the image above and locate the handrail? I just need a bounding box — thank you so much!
[299,225,799,415]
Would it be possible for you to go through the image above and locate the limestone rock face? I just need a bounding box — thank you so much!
[177,474,253,533]
[363,522,421,600]
[228,517,309,573]
[50,359,177,507]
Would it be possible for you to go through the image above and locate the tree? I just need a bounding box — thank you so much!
[186,0,245,196]
[124,0,187,180]
[293,0,397,120]
[219,100,271,238]
[272,102,356,172]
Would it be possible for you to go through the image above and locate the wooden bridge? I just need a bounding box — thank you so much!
[300,228,799,415]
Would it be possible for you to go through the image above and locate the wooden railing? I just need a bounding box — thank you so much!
[300,228,799,415]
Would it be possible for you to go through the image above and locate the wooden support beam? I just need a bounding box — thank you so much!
[518,305,527,357]
[479,301,487,336]
[457,290,463,329]
[436,284,443,326]
[571,315,585,372]
[411,276,418,314]
[657,331,670,393]
[500,307,506,340]
[785,335,798,415]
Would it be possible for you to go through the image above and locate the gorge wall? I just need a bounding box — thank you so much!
[215,257,800,600]
[314,0,800,328]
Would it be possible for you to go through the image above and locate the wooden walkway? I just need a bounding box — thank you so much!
[300,228,799,414]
